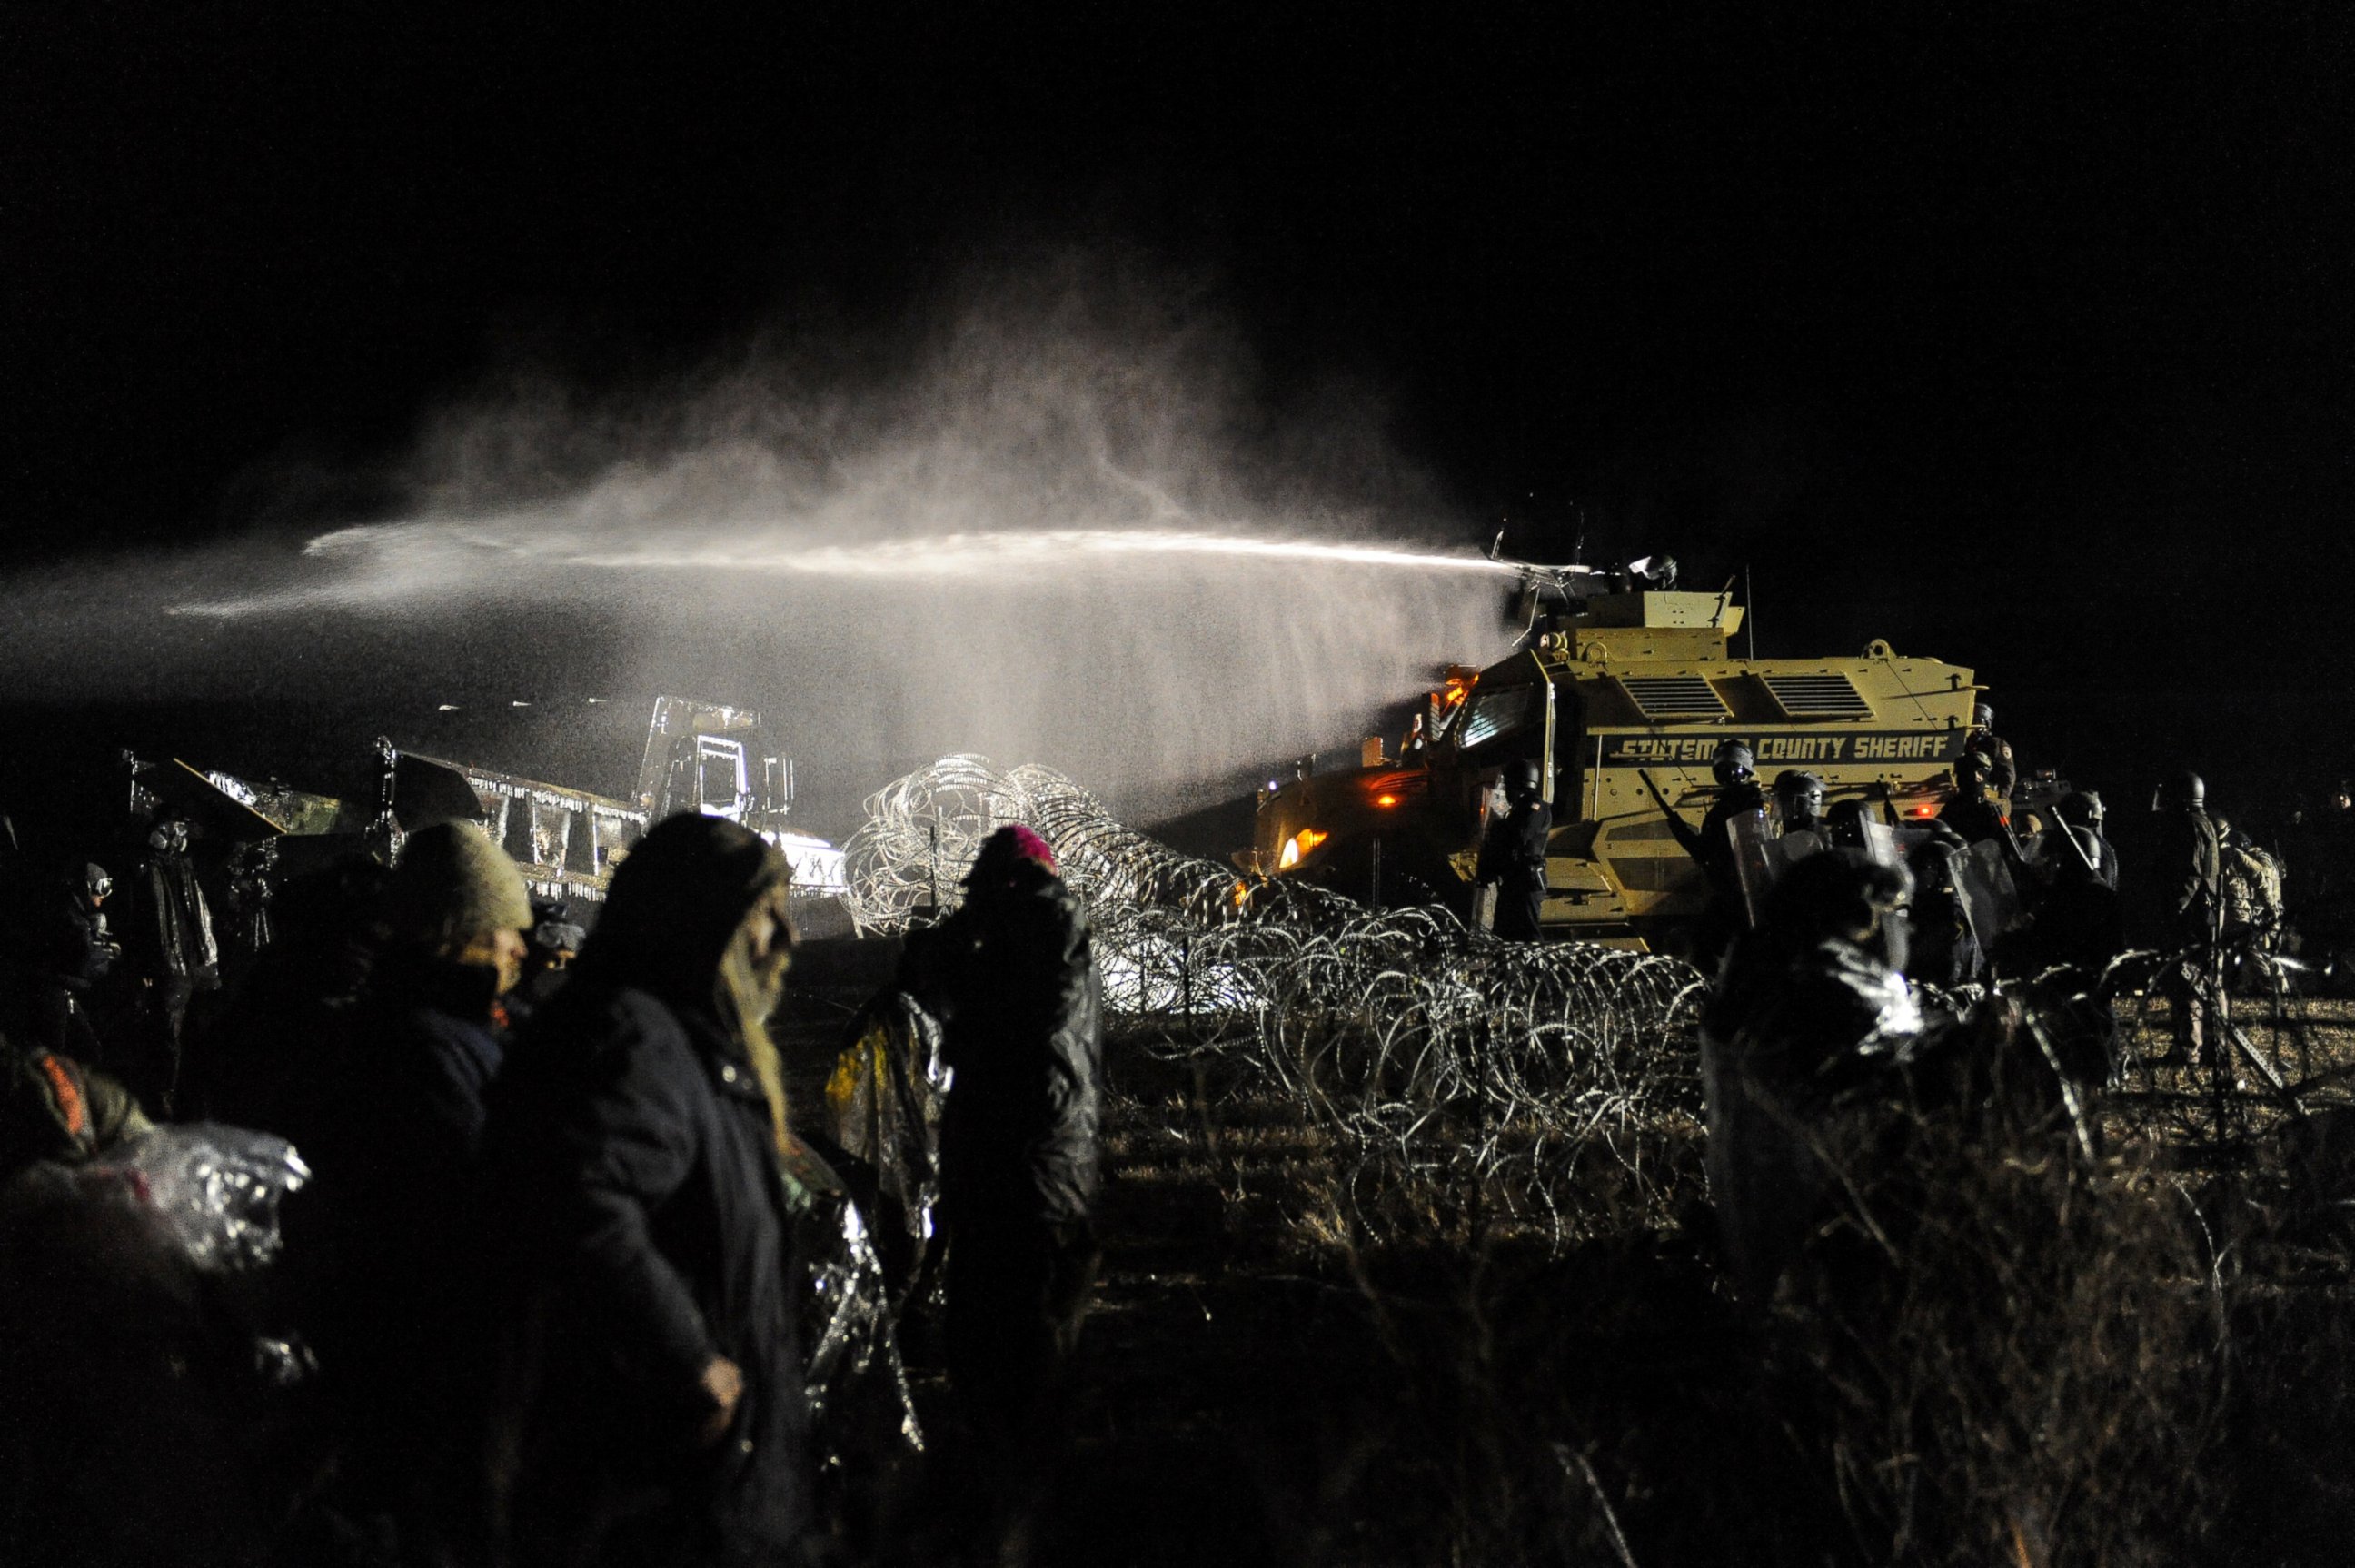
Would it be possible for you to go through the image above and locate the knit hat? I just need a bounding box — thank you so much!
[383,821,533,945]
[965,823,1058,886]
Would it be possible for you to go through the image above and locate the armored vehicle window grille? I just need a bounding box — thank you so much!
[1457,685,1537,749]
[1762,672,1874,719]
[1613,675,1729,721]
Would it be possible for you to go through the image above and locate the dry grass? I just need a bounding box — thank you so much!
[1073,984,2355,1566]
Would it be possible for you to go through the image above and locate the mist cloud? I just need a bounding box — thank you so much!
[4,257,1520,829]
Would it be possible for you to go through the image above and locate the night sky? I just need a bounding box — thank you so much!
[6,5,2350,816]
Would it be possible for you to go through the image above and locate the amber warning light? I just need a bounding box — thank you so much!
[1277,827,1329,869]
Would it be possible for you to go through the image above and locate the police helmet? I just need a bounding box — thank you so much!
[1761,850,1915,968]
[1711,739,1755,787]
[1972,702,1995,729]
[2060,826,2105,879]
[2156,770,2205,810]
[2053,790,2105,829]
[81,862,112,902]
[1773,769,1827,823]
[1823,799,1873,849]
[1503,759,1542,800]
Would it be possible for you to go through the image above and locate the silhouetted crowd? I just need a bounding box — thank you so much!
[0,801,1102,1568]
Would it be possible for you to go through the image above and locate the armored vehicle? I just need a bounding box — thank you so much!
[1250,560,1981,950]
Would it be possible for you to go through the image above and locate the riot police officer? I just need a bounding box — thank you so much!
[1654,739,1767,968]
[2150,770,2222,1065]
[1664,741,1765,884]
[1967,702,2017,810]
[2052,790,2120,890]
[1773,769,1828,835]
[1939,750,2010,847]
[1676,739,1771,870]
[1477,759,1551,942]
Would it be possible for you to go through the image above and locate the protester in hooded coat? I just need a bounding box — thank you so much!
[900,824,1104,1446]
[484,813,810,1568]
[293,822,533,1544]
[350,824,532,1168]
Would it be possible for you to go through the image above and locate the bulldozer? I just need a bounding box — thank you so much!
[1248,556,1982,951]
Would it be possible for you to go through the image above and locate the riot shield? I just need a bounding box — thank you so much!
[1854,819,1901,869]
[1959,839,2027,944]
[1762,828,1830,886]
[1729,810,1776,927]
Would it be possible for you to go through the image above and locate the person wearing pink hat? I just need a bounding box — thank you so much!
[901,823,1103,1498]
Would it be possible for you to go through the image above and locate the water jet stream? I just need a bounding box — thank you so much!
[167,521,1521,618]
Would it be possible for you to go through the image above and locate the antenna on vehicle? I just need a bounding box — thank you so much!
[1744,563,1756,660]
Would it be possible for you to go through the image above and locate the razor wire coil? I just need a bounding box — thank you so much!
[845,757,1711,1247]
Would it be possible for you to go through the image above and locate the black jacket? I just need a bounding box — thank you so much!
[1667,781,1765,905]
[1938,793,2010,848]
[487,982,810,1565]
[1699,784,1764,879]
[1476,797,1552,891]
[291,955,510,1501]
[126,849,217,986]
[907,868,1104,1231]
[44,897,114,995]
[350,953,509,1171]
[1702,930,1927,1298]
[2020,875,2125,977]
